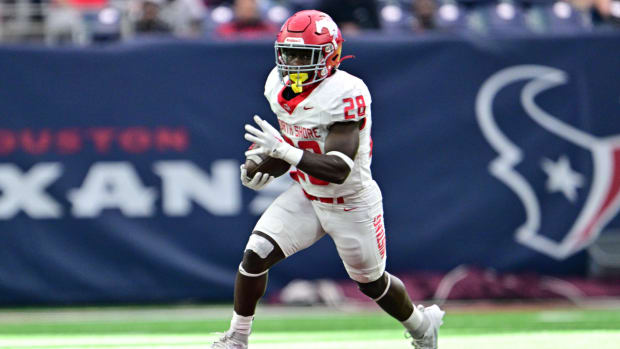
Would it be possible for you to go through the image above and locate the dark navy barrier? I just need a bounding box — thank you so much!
[0,33,619,304]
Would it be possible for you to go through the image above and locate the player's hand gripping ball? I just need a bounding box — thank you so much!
[244,143,291,178]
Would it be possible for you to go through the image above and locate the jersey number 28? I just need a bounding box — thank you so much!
[343,95,366,120]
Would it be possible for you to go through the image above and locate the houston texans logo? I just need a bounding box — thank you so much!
[476,65,620,259]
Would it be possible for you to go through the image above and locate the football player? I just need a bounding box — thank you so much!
[211,10,445,349]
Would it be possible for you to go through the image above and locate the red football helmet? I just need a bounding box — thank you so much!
[275,10,344,89]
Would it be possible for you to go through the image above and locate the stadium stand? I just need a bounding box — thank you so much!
[0,1,618,46]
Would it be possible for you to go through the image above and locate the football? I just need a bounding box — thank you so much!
[245,153,291,179]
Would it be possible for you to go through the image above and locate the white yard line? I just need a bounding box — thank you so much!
[1,332,619,349]
[0,333,406,349]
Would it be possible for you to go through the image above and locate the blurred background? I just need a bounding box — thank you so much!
[0,0,619,348]
[0,0,618,44]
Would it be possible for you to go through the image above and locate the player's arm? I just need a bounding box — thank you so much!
[294,121,359,184]
[244,115,359,185]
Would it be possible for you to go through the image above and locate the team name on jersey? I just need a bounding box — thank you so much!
[278,120,321,140]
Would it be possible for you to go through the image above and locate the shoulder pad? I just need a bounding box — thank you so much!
[264,67,280,99]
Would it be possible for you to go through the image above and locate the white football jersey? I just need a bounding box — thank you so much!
[264,67,374,198]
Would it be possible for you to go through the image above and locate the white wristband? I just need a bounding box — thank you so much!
[326,151,355,170]
[281,146,304,166]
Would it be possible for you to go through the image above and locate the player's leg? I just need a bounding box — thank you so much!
[212,184,325,348]
[234,232,284,317]
[318,181,444,348]
[223,231,285,346]
[356,272,444,349]
[356,272,425,332]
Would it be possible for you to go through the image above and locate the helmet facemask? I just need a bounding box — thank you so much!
[275,42,334,93]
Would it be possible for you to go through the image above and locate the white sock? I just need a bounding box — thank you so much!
[401,305,428,337]
[230,311,253,335]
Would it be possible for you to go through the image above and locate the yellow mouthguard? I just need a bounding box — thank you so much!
[289,73,309,93]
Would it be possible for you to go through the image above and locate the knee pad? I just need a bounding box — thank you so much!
[246,233,275,258]
[357,272,391,301]
[239,234,275,277]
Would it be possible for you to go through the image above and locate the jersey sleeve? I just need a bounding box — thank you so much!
[324,75,372,126]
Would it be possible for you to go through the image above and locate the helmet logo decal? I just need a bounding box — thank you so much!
[315,17,339,47]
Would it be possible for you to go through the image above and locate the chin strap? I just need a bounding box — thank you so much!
[339,55,355,64]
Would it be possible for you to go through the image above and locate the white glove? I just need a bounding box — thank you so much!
[244,115,304,166]
[240,164,274,190]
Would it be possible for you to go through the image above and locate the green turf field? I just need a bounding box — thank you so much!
[0,303,619,348]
